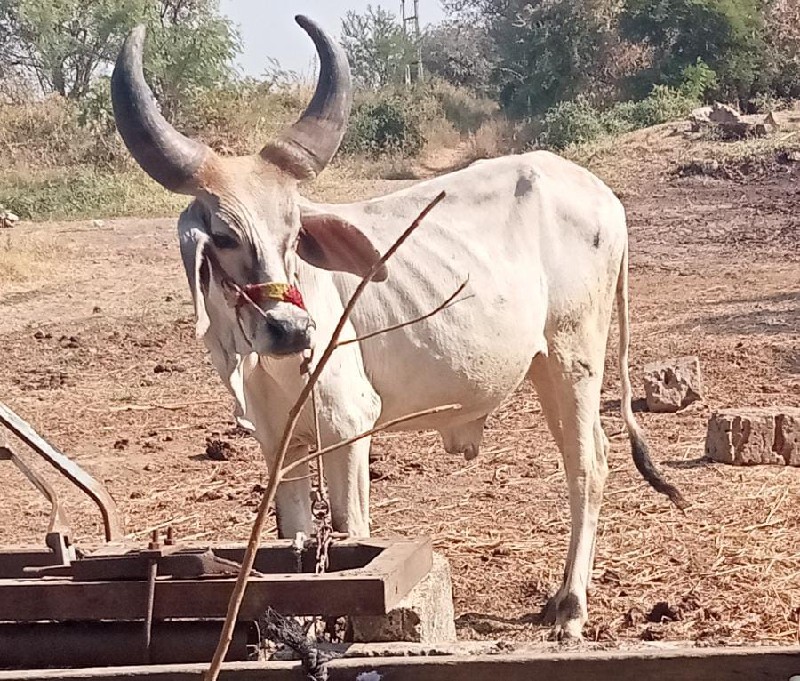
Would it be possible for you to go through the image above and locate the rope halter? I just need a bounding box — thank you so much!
[233,282,306,311]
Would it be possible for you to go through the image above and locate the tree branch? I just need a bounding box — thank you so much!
[204,191,446,681]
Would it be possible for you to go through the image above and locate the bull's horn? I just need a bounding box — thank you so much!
[111,26,211,194]
[261,15,352,179]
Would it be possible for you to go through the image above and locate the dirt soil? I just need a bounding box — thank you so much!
[1,123,799,647]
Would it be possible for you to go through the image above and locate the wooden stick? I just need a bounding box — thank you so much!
[335,278,470,347]
[204,191,446,681]
[88,399,222,413]
[282,403,461,477]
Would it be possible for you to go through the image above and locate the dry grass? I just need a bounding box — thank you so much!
[464,117,533,162]
[0,232,56,286]
[369,385,800,646]
[564,120,800,194]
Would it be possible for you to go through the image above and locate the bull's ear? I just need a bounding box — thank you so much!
[178,204,212,338]
[297,212,388,282]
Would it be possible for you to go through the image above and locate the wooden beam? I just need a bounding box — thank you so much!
[1,646,798,680]
[0,573,388,620]
[0,538,432,620]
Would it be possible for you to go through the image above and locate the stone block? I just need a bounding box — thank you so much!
[775,410,800,466]
[643,356,703,413]
[348,553,456,644]
[705,408,800,466]
[709,102,743,124]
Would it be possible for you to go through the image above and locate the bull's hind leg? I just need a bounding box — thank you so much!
[528,353,564,452]
[534,343,608,641]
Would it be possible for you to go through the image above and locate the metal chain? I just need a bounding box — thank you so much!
[295,268,335,578]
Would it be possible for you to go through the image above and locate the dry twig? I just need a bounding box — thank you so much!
[335,277,471,347]
[282,403,462,476]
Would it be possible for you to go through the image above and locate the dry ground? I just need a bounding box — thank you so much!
[0,123,798,647]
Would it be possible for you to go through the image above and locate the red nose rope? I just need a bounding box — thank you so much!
[236,282,306,311]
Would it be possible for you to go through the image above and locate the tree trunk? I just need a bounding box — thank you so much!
[51,65,66,97]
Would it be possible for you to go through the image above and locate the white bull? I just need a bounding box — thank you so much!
[112,16,684,640]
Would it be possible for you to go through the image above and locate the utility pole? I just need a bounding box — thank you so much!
[400,0,423,85]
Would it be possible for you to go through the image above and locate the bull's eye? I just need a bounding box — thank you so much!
[210,232,239,250]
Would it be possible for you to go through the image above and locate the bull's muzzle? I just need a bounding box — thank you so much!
[264,308,313,356]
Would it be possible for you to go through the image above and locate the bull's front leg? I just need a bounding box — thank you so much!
[322,436,372,537]
[265,442,314,539]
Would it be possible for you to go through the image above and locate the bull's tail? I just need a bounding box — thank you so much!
[616,243,688,509]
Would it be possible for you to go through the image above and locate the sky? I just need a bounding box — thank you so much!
[220,1,447,79]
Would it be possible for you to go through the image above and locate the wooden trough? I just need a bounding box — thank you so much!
[0,537,432,668]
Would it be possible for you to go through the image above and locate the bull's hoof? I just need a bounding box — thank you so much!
[541,591,586,641]
[553,622,584,643]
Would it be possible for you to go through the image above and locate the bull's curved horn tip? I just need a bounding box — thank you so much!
[122,24,147,50]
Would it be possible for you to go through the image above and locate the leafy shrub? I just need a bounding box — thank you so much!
[0,97,84,168]
[620,0,766,104]
[540,97,606,149]
[180,80,307,154]
[749,91,791,114]
[600,101,640,135]
[540,82,700,150]
[0,167,185,220]
[630,85,698,127]
[679,59,718,101]
[342,92,427,157]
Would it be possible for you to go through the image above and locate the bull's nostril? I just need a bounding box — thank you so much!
[265,315,288,340]
[264,313,312,355]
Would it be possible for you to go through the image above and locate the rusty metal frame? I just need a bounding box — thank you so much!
[0,402,123,542]
[0,444,74,566]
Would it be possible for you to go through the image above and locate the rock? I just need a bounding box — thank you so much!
[689,106,712,132]
[0,207,19,228]
[705,408,800,466]
[709,102,743,124]
[643,356,703,413]
[348,553,456,644]
[774,411,800,466]
[690,105,712,122]
[694,103,774,139]
[753,122,775,138]
[764,110,780,127]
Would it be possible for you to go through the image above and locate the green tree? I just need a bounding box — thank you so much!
[341,5,416,89]
[145,0,240,119]
[619,0,766,102]
[443,0,620,117]
[421,19,494,93]
[0,0,148,99]
[0,0,239,109]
